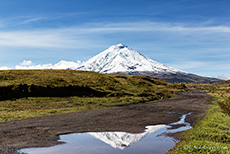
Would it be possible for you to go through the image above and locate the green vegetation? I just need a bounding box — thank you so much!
[0,96,155,121]
[170,82,230,154]
[170,101,230,154]
[188,81,230,115]
[219,97,230,115]
[0,70,186,122]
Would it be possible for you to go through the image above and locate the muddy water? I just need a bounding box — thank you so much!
[18,113,192,154]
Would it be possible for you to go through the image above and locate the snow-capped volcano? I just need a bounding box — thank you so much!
[77,44,221,83]
[78,44,182,74]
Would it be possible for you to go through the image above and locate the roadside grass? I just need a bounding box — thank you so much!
[170,101,230,154]
[170,83,230,154]
[188,81,230,115]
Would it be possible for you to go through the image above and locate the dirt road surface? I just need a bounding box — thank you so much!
[0,89,212,154]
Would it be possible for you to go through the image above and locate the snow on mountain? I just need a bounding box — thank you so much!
[89,125,166,150]
[77,44,183,74]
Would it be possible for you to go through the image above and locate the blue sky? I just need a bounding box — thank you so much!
[0,0,230,79]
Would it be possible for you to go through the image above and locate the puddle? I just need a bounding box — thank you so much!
[18,113,192,154]
[167,112,192,134]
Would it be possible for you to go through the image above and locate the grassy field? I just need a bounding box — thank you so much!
[0,70,187,122]
[170,82,230,154]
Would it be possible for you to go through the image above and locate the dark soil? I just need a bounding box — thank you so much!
[0,89,213,154]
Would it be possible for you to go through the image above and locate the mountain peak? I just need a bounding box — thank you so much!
[106,43,130,53]
[112,43,128,49]
[78,44,182,74]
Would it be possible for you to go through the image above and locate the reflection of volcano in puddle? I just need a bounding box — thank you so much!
[88,125,166,150]
[19,113,192,154]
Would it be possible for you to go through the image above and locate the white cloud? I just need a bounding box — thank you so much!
[0,28,102,49]
[18,13,87,25]
[20,17,47,25]
[80,22,230,33]
[20,60,33,66]
[0,21,229,50]
[170,60,230,71]
[217,75,230,80]
[170,61,207,70]
[0,66,10,70]
[15,60,81,70]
